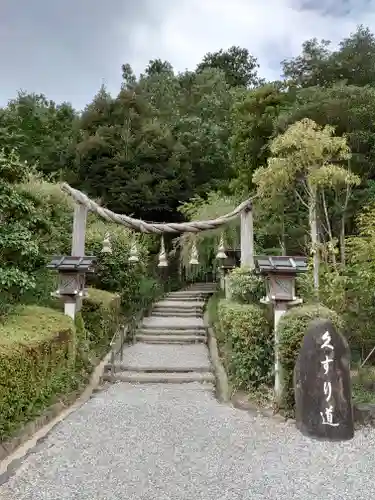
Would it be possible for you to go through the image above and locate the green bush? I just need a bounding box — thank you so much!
[0,305,84,440]
[81,287,121,358]
[228,267,266,304]
[278,303,343,412]
[84,220,165,314]
[217,299,273,390]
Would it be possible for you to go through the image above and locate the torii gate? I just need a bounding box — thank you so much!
[51,183,254,319]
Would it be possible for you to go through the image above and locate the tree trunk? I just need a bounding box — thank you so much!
[309,186,319,292]
[279,213,286,255]
[340,216,346,267]
[321,190,336,267]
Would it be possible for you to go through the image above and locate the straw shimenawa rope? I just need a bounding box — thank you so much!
[61,183,252,234]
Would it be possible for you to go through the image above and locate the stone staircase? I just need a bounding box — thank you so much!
[103,283,217,387]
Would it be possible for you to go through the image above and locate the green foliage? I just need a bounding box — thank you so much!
[230,82,290,195]
[178,192,240,272]
[196,46,260,88]
[0,151,47,312]
[0,306,84,440]
[0,165,75,317]
[278,304,343,412]
[217,299,273,390]
[228,267,265,304]
[75,66,236,221]
[344,203,375,352]
[282,26,375,88]
[351,366,375,404]
[81,288,121,359]
[84,220,163,315]
[0,92,78,179]
[276,85,375,184]
[254,119,353,198]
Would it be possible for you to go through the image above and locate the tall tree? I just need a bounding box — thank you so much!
[282,25,375,88]
[253,119,359,290]
[230,82,291,195]
[76,85,193,220]
[0,92,78,178]
[275,84,375,234]
[145,59,174,76]
[196,46,260,88]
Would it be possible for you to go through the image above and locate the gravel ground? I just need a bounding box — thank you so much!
[1,383,374,500]
[116,344,212,370]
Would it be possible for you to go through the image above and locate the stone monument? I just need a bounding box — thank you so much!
[294,318,354,441]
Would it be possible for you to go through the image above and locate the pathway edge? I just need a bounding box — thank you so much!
[204,309,230,403]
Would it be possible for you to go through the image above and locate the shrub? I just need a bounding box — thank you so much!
[81,287,121,358]
[278,303,343,412]
[0,305,84,440]
[84,220,162,312]
[17,176,73,257]
[228,267,265,304]
[217,299,273,390]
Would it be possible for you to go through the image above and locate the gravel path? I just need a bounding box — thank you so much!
[117,344,212,370]
[1,382,374,500]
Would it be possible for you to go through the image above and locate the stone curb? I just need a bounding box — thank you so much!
[0,349,113,484]
[231,393,294,426]
[203,309,230,403]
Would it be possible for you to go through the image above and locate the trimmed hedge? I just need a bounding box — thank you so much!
[81,287,121,358]
[217,299,273,390]
[278,303,343,412]
[0,287,123,441]
[228,267,266,304]
[0,306,83,440]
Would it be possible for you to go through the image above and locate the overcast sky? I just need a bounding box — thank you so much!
[1,0,374,110]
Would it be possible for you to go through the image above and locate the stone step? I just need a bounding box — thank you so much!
[166,297,205,301]
[154,303,203,308]
[151,312,200,318]
[142,317,205,330]
[137,328,206,336]
[152,307,203,314]
[153,306,204,312]
[135,334,207,344]
[103,371,215,384]
[164,297,205,302]
[105,364,211,373]
[154,300,205,308]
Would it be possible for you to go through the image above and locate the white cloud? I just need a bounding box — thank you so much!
[121,0,375,81]
[2,0,375,108]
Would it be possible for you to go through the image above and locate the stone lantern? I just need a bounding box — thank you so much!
[47,255,96,319]
[254,255,308,404]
